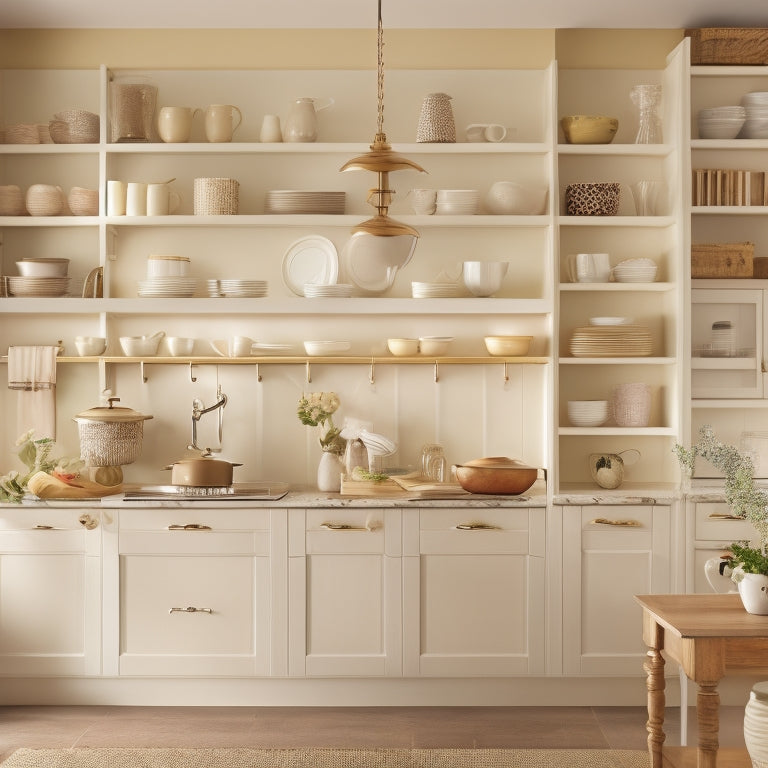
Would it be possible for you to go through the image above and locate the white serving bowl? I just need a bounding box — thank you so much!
[165,336,195,356]
[387,338,419,356]
[698,118,745,140]
[303,340,351,356]
[418,336,453,356]
[16,258,69,277]
[484,335,532,356]
[567,400,609,427]
[462,261,509,297]
[147,254,191,278]
[119,334,165,357]
[74,336,106,356]
[485,181,547,215]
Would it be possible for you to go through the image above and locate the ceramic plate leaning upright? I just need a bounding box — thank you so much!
[282,235,338,296]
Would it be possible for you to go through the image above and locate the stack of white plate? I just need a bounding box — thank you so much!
[216,279,268,298]
[265,190,345,215]
[303,283,352,298]
[435,189,480,215]
[412,281,461,298]
[7,276,69,297]
[613,258,657,283]
[138,277,197,297]
[570,325,652,357]
[567,400,609,427]
[740,92,768,138]
[589,316,634,326]
[697,106,746,139]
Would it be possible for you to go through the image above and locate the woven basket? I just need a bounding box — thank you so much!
[416,93,456,143]
[611,382,651,427]
[565,182,620,216]
[691,242,753,278]
[50,110,99,144]
[194,177,239,215]
[5,123,39,144]
[77,420,144,466]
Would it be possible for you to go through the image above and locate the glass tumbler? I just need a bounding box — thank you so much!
[630,84,662,144]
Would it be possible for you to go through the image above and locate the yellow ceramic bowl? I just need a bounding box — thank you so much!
[484,335,532,356]
[560,115,619,144]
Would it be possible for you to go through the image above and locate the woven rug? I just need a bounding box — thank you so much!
[0,748,650,768]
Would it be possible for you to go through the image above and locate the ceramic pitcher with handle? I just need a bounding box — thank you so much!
[283,97,334,142]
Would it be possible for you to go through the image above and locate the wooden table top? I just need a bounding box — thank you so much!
[635,593,768,638]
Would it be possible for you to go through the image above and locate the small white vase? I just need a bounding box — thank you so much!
[738,572,768,615]
[744,681,768,768]
[317,451,343,493]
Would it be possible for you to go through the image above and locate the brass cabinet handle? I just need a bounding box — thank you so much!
[590,517,641,527]
[169,606,213,614]
[167,523,212,531]
[455,522,501,530]
[78,513,98,530]
[321,522,367,531]
[708,512,742,520]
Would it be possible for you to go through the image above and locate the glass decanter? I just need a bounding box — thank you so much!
[630,84,662,144]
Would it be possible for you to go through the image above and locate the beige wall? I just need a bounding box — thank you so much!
[0,28,682,70]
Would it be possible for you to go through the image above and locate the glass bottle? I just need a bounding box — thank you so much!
[631,84,662,144]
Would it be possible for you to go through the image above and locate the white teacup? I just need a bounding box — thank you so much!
[165,336,195,357]
[228,335,254,357]
[409,188,437,215]
[147,183,181,216]
[568,253,611,283]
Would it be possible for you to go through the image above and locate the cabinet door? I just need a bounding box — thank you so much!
[288,508,401,677]
[0,509,101,676]
[116,508,275,677]
[403,507,546,677]
[562,505,671,676]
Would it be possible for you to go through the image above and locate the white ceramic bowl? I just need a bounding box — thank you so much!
[418,336,453,356]
[463,261,509,297]
[567,400,609,427]
[303,340,351,356]
[120,334,164,357]
[165,337,195,356]
[484,335,532,356]
[387,338,419,356]
[147,254,191,278]
[74,336,106,356]
[485,181,547,215]
[16,258,69,277]
[698,118,745,140]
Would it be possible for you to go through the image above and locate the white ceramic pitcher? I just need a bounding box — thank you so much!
[283,97,334,143]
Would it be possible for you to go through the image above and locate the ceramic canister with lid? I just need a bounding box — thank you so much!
[744,680,768,768]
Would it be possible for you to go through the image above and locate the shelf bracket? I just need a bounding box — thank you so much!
[305,361,312,384]
[369,359,376,385]
[434,361,439,383]
[140,361,147,383]
[189,362,197,383]
[255,363,262,383]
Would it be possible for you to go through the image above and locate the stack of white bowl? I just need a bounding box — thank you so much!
[697,106,746,139]
[10,257,70,297]
[613,258,657,283]
[741,92,768,138]
[435,189,480,215]
[139,254,197,297]
[567,400,609,427]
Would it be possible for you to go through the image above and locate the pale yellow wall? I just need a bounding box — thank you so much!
[0,28,682,70]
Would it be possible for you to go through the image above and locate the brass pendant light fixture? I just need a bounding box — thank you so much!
[340,0,426,274]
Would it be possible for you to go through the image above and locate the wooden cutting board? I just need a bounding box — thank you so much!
[339,476,409,497]
[340,473,469,498]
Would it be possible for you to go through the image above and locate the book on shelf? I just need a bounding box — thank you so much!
[692,168,768,206]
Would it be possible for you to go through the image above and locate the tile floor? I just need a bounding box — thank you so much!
[0,705,747,762]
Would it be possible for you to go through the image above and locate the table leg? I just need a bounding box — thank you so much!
[644,644,666,768]
[696,680,720,768]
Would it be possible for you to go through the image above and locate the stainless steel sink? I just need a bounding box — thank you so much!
[123,482,289,501]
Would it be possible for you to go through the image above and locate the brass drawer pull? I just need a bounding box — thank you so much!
[169,606,213,614]
[708,513,741,520]
[33,524,55,530]
[167,523,212,531]
[321,522,367,531]
[590,517,641,527]
[455,522,501,530]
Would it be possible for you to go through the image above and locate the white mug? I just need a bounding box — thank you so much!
[260,114,283,142]
[204,104,243,143]
[157,106,199,143]
[126,182,148,216]
[146,183,181,216]
[228,335,254,357]
[568,252,611,283]
[107,180,127,216]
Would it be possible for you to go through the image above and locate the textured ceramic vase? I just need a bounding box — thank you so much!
[744,681,768,767]
[417,93,456,143]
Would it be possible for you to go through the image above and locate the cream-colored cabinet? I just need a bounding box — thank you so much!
[287,508,402,677]
[0,507,101,676]
[402,506,546,676]
[106,507,284,677]
[561,504,672,676]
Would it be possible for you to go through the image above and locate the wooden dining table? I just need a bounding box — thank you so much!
[635,593,768,768]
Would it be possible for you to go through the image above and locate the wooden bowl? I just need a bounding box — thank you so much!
[454,457,538,495]
[561,115,619,144]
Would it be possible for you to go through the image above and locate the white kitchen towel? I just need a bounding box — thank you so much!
[7,346,58,439]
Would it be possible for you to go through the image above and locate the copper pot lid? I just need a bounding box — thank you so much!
[75,397,152,424]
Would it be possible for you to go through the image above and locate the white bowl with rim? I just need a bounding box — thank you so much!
[418,336,453,356]
[74,336,106,356]
[16,258,69,277]
[567,400,609,427]
[387,338,419,356]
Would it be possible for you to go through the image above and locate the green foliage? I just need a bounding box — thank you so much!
[297,392,345,454]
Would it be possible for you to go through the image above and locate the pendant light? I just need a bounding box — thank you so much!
[339,0,426,282]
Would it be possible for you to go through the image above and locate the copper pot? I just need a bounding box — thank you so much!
[164,456,242,486]
[454,457,538,495]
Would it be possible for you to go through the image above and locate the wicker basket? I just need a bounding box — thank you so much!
[687,28,768,65]
[565,182,621,216]
[77,420,144,466]
[50,110,99,144]
[5,123,40,144]
[194,177,239,215]
[691,242,754,278]
[611,382,651,427]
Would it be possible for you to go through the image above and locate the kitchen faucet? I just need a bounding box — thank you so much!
[188,384,228,455]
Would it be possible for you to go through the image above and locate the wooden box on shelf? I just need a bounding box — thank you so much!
[686,27,768,65]
[691,242,754,279]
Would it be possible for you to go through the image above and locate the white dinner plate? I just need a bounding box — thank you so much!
[281,235,338,296]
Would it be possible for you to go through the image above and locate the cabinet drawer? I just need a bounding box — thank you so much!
[695,502,759,542]
[291,509,395,556]
[0,509,100,554]
[579,506,654,548]
[118,508,271,531]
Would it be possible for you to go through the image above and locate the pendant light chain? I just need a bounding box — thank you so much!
[376,0,385,140]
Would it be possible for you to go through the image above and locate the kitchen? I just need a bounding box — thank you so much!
[2,6,768,758]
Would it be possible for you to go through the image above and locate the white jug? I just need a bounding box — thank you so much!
[283,97,334,143]
[204,104,243,143]
[704,556,738,593]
